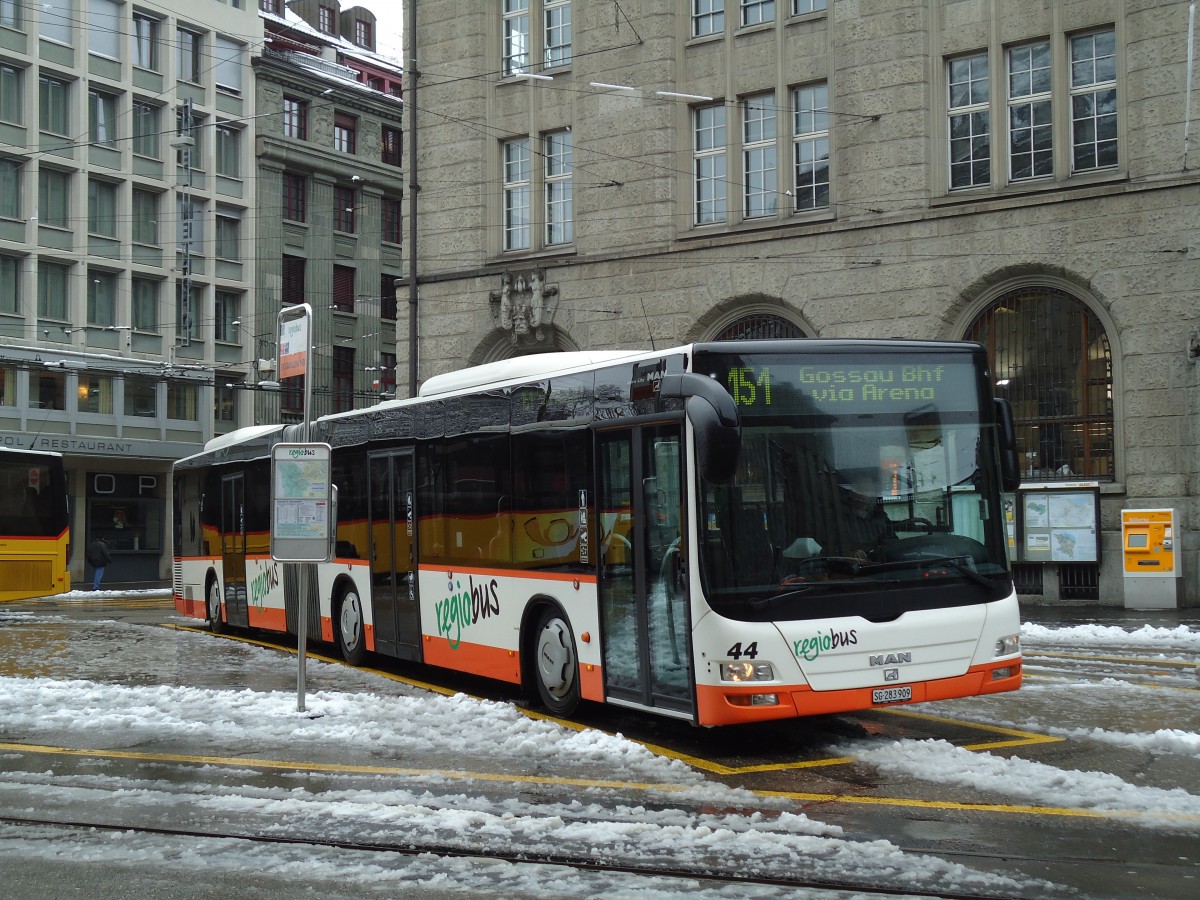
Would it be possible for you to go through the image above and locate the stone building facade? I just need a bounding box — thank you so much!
[405,1,1200,606]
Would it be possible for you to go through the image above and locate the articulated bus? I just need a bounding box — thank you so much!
[173,340,1023,726]
[0,448,71,602]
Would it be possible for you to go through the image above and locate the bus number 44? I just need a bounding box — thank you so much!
[726,642,758,660]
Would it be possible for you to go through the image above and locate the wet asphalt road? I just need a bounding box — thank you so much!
[0,594,1197,898]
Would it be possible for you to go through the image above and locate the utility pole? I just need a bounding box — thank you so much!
[406,0,419,397]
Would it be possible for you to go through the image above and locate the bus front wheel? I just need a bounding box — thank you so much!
[207,578,225,634]
[337,589,367,666]
[532,609,580,716]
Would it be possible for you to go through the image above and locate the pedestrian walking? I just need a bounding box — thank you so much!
[86,536,112,591]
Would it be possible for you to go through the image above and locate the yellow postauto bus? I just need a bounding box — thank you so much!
[0,448,71,601]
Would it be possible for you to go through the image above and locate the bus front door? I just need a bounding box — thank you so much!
[598,425,693,717]
[368,452,421,661]
[221,473,249,627]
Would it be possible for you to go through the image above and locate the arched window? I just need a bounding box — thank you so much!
[713,313,805,341]
[965,287,1113,482]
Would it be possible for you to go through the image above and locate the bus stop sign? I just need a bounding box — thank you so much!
[271,442,333,563]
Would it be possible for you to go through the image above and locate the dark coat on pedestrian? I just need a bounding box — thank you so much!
[86,537,112,568]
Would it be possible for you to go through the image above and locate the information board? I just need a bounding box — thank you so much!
[271,442,333,563]
[1017,483,1100,563]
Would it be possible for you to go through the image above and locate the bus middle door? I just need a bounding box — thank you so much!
[368,451,421,661]
[220,472,249,627]
[598,424,693,717]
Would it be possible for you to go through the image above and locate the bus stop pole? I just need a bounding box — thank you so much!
[296,311,312,713]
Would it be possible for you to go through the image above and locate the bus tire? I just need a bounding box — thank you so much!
[207,576,225,634]
[532,608,580,716]
[336,588,367,666]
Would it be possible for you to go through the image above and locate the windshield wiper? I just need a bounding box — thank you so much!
[860,555,997,592]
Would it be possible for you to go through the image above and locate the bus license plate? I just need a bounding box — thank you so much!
[872,686,912,705]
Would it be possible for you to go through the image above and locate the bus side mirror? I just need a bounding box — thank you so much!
[659,373,741,484]
[994,398,1020,492]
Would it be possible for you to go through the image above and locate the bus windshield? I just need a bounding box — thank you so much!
[693,348,1011,622]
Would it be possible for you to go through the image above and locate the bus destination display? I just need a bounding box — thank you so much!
[716,358,979,416]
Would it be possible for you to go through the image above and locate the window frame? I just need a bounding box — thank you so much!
[742,93,777,219]
[215,123,240,178]
[502,0,530,76]
[334,113,357,154]
[1069,28,1118,173]
[741,1,775,28]
[0,62,22,126]
[86,268,117,327]
[693,102,727,226]
[332,264,355,313]
[214,290,240,342]
[38,74,69,135]
[37,167,70,228]
[947,52,991,190]
[132,189,159,245]
[132,100,161,159]
[283,96,308,139]
[283,172,307,222]
[544,0,571,68]
[130,277,158,331]
[692,0,724,38]
[177,28,202,84]
[792,82,830,211]
[215,209,240,260]
[37,259,70,320]
[334,186,357,233]
[132,14,160,71]
[1007,40,1054,181]
[544,130,573,245]
[503,137,531,251]
[87,178,118,237]
[382,198,402,244]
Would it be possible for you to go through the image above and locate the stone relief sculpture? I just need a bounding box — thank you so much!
[490,270,559,344]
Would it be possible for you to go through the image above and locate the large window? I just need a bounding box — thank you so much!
[793,0,826,13]
[742,94,776,218]
[1070,29,1118,172]
[1,0,21,29]
[132,14,159,70]
[178,29,202,83]
[39,0,71,44]
[87,269,116,326]
[215,209,240,260]
[948,53,990,189]
[214,36,244,94]
[125,378,158,417]
[946,27,1118,190]
[215,124,240,177]
[39,75,69,135]
[132,190,159,245]
[283,97,308,139]
[742,1,774,27]
[37,260,69,319]
[692,0,723,37]
[382,126,402,166]
[167,382,199,420]
[282,254,305,303]
[0,63,22,126]
[1008,41,1053,180]
[88,0,121,59]
[38,168,69,228]
[965,287,1114,481]
[544,0,571,67]
[334,113,357,153]
[793,83,830,210]
[503,138,531,250]
[693,103,726,225]
[382,198,401,244]
[332,264,355,312]
[131,277,158,331]
[283,173,306,221]
[332,346,354,412]
[87,178,117,236]
[215,290,239,342]
[133,101,160,158]
[88,88,118,146]
[0,254,19,314]
[544,130,572,245]
[0,158,19,219]
[502,0,529,76]
[334,186,356,233]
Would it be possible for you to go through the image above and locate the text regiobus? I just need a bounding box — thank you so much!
[173,340,1022,726]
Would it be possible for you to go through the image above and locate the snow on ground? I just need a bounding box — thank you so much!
[1,594,1195,893]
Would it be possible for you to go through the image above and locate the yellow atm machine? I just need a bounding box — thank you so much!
[1121,509,1182,609]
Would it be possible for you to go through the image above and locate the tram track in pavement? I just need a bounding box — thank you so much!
[0,812,1046,899]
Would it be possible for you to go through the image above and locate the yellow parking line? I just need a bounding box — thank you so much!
[3,738,1194,827]
[1028,650,1197,668]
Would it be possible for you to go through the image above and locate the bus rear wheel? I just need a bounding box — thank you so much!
[532,609,580,716]
[337,589,367,666]
[207,578,225,634]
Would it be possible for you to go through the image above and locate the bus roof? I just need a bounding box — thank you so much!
[417,350,651,398]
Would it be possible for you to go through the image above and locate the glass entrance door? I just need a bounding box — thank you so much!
[369,451,420,660]
[598,424,693,715]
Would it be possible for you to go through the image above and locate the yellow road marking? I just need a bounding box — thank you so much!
[3,738,1195,826]
[1028,650,1197,668]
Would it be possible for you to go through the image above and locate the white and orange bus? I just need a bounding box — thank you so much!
[0,448,71,601]
[173,340,1022,726]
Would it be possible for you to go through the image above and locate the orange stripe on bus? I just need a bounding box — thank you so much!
[423,564,597,585]
[695,662,1022,727]
[422,634,523,684]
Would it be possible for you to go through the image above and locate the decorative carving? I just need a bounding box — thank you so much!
[489,270,559,345]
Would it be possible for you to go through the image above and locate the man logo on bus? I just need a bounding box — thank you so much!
[435,575,500,649]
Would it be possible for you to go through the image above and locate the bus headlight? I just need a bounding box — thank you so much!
[720,661,775,682]
[994,634,1020,657]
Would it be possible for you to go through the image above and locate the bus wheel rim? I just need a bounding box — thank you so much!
[537,617,574,699]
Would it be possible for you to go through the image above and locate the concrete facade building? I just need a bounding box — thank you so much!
[0,1,401,586]
[406,1,1200,606]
